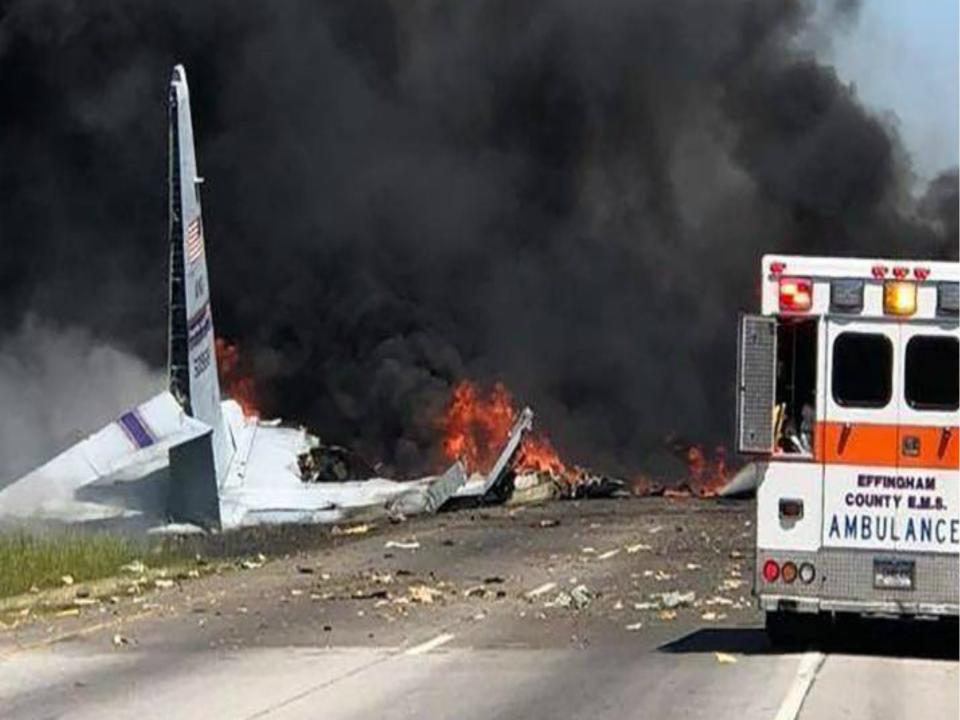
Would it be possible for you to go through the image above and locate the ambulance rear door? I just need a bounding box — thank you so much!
[822,318,900,551]
[896,320,960,555]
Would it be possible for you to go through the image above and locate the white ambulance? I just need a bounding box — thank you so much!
[737,255,959,641]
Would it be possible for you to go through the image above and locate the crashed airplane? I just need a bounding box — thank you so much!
[0,66,529,532]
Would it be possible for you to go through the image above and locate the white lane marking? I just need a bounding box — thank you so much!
[773,651,826,720]
[405,633,456,656]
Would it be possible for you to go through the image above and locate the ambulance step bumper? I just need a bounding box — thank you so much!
[759,594,959,617]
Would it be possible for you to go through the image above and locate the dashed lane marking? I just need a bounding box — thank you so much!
[773,651,826,720]
[405,632,456,656]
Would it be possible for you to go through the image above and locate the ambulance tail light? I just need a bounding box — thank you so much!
[799,563,816,584]
[779,277,812,312]
[883,280,917,316]
[762,560,780,583]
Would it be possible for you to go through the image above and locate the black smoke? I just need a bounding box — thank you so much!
[0,0,956,478]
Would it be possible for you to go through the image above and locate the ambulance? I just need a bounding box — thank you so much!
[736,255,959,640]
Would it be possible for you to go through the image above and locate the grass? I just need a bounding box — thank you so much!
[0,531,185,599]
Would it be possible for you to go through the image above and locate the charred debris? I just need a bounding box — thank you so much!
[300,402,644,516]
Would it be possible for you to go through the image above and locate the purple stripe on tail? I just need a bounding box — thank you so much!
[117,410,156,449]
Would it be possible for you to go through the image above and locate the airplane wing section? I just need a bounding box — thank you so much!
[0,392,209,524]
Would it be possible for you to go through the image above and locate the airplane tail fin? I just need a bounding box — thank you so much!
[167,64,234,480]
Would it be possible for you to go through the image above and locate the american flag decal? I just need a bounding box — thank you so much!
[185,217,204,263]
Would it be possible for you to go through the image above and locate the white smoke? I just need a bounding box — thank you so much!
[0,316,163,486]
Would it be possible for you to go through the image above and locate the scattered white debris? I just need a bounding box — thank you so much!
[120,561,146,575]
[658,591,696,609]
[714,652,738,664]
[625,543,652,553]
[625,622,644,631]
[385,540,421,551]
[595,549,621,561]
[526,582,558,599]
[719,578,745,591]
[332,524,374,536]
[408,585,444,604]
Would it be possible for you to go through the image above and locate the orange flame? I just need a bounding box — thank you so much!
[441,380,565,476]
[515,435,566,476]
[685,444,729,497]
[215,337,260,418]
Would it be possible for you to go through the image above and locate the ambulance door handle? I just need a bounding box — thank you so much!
[837,423,853,455]
[938,427,952,459]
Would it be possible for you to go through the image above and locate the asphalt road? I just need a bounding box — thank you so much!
[1,499,956,719]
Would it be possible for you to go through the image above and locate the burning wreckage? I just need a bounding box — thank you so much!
[0,66,627,534]
[0,66,740,535]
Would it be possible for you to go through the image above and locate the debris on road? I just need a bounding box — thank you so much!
[408,585,444,604]
[526,582,558,600]
[625,622,644,631]
[546,584,592,610]
[332,524,374,536]
[384,540,420,551]
[240,553,267,570]
[714,652,738,664]
[657,591,696,609]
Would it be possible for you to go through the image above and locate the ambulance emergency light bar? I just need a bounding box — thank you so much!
[767,257,958,318]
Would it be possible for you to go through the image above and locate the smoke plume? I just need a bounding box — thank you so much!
[0,317,163,485]
[0,0,956,478]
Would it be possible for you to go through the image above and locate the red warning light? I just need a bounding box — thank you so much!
[779,277,813,312]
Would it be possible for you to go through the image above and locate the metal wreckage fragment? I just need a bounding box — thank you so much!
[295,404,627,519]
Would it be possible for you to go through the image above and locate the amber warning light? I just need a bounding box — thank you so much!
[779,277,812,312]
[883,281,917,316]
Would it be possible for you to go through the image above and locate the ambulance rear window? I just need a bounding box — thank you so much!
[905,336,959,411]
[832,333,893,408]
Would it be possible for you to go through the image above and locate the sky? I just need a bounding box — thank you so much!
[827,0,959,184]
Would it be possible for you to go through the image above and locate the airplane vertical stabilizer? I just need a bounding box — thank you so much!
[167,64,234,482]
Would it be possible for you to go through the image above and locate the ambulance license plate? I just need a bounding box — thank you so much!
[873,558,914,590]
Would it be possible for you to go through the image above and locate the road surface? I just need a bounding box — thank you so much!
[1,499,955,719]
